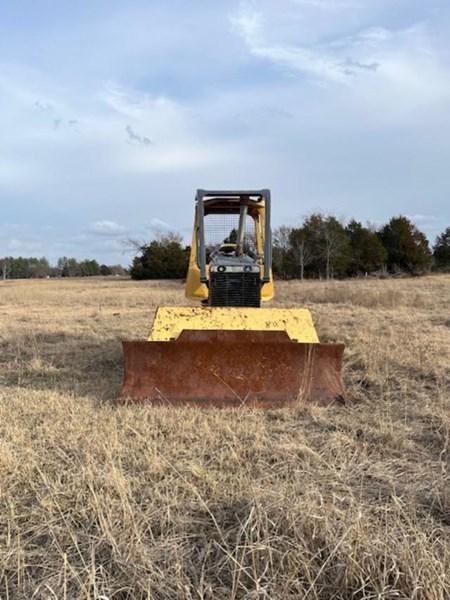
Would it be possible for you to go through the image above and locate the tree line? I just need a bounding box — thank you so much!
[0,256,127,280]
[2,216,449,281]
[273,214,435,279]
[130,216,450,280]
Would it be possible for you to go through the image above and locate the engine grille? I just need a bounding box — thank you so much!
[209,272,261,307]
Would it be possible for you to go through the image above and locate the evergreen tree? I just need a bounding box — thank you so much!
[79,259,100,276]
[379,216,432,274]
[346,220,387,275]
[100,264,113,276]
[433,226,450,269]
[130,233,189,280]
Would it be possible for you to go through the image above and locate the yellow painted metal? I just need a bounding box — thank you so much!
[185,211,209,300]
[185,198,274,302]
[261,278,274,302]
[149,306,319,343]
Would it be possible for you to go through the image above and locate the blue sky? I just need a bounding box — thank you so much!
[1,0,449,265]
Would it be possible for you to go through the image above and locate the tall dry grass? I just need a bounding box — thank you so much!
[0,276,449,599]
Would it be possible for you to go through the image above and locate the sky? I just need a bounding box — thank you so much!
[1,0,449,265]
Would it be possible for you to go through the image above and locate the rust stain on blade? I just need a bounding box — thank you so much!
[118,330,345,408]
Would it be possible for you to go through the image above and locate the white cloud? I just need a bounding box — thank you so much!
[407,214,438,222]
[229,1,450,103]
[289,0,357,6]
[406,215,440,234]
[229,5,264,46]
[101,84,183,125]
[150,218,172,231]
[89,220,126,236]
[229,2,376,83]
[97,82,245,172]
[119,142,235,173]
[7,238,43,253]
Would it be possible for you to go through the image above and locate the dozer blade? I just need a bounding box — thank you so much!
[119,330,345,408]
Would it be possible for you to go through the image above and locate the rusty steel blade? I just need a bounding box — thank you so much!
[118,330,345,408]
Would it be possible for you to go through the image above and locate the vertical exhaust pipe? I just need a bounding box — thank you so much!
[236,204,248,256]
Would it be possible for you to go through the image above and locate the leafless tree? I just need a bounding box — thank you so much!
[273,226,292,253]
[0,258,9,281]
[292,234,314,281]
[321,220,349,280]
[272,226,292,279]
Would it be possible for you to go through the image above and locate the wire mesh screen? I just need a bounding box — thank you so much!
[204,213,257,258]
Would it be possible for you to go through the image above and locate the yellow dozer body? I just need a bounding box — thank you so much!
[120,190,345,407]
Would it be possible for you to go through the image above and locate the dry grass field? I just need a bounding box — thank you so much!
[1,275,450,599]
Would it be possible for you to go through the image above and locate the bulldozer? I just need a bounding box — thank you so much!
[119,189,345,407]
